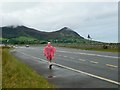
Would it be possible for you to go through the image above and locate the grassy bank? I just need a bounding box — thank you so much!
[54,43,119,52]
[2,48,55,88]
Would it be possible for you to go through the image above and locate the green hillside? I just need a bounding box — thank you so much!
[0,25,111,45]
[1,25,87,44]
[1,25,119,52]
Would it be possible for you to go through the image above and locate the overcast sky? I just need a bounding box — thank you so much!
[0,0,118,43]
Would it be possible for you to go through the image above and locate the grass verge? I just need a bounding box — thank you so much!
[74,47,120,52]
[0,47,2,89]
[54,44,119,52]
[2,48,55,88]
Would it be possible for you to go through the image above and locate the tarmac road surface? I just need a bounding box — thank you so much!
[11,46,119,88]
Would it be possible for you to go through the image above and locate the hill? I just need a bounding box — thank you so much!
[1,25,118,52]
[1,25,85,44]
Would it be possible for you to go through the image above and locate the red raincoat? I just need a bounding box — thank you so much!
[43,43,56,61]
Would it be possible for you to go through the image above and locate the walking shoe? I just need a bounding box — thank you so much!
[49,64,52,69]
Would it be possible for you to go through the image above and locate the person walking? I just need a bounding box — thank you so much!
[43,42,56,69]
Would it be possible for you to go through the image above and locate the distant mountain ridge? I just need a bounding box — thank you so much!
[1,25,84,41]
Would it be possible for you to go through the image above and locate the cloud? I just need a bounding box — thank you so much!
[1,14,23,26]
[1,2,39,13]
[0,1,118,43]
[0,0,119,2]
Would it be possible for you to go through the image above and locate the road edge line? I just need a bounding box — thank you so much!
[16,50,120,85]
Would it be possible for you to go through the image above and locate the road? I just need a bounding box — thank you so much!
[12,46,119,88]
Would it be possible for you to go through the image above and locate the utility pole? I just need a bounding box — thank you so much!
[87,34,92,44]
[87,34,92,40]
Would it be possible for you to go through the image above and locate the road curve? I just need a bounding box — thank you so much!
[12,46,119,88]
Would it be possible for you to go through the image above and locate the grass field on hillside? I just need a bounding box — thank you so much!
[2,48,55,88]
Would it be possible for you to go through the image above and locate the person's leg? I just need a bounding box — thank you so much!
[47,56,52,69]
[49,58,52,69]
[47,56,50,68]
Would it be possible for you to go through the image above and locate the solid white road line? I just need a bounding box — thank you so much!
[16,50,120,85]
[53,63,120,85]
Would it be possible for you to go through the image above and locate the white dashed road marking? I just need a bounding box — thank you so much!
[69,57,74,59]
[90,61,98,64]
[78,59,86,61]
[16,50,120,85]
[58,50,119,59]
[106,64,118,68]
[63,56,68,57]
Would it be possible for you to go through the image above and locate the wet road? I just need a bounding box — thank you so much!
[11,46,119,88]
